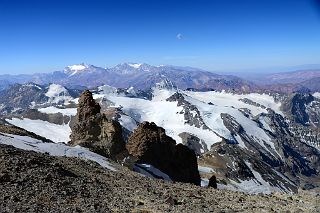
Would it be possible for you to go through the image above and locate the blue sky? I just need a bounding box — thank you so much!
[0,0,320,74]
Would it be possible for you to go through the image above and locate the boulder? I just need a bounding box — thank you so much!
[208,175,217,188]
[126,122,201,185]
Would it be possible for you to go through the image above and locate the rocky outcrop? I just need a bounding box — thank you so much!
[69,90,126,161]
[166,92,209,129]
[178,132,208,156]
[282,93,314,126]
[126,122,201,185]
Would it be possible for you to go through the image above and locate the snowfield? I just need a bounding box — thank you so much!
[184,91,282,116]
[0,133,116,171]
[6,86,282,157]
[107,90,222,149]
[38,106,77,116]
[6,118,71,143]
[103,87,281,156]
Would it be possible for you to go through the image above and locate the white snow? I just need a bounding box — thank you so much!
[201,178,209,187]
[184,91,282,116]
[184,94,280,157]
[259,116,273,132]
[0,133,115,171]
[45,84,73,105]
[126,87,137,96]
[128,63,142,69]
[234,134,247,149]
[98,85,118,95]
[6,118,71,143]
[198,165,215,174]
[25,83,42,90]
[38,106,77,116]
[134,164,172,181]
[68,64,87,71]
[118,114,138,132]
[96,88,282,156]
[106,89,222,150]
[67,64,88,76]
[313,92,320,99]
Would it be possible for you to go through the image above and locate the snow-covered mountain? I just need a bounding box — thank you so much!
[0,63,255,92]
[0,83,80,115]
[2,81,319,194]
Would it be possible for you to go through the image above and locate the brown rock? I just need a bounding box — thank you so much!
[69,90,126,161]
[126,122,200,185]
[77,90,101,121]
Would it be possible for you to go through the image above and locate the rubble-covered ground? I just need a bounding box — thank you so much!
[0,144,319,213]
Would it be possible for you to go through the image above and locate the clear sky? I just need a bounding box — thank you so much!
[0,0,320,74]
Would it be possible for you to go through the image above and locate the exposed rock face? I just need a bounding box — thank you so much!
[166,92,209,129]
[282,93,314,126]
[127,122,201,185]
[69,90,126,160]
[178,132,208,156]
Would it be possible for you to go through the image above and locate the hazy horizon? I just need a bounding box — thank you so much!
[2,62,320,76]
[1,0,320,74]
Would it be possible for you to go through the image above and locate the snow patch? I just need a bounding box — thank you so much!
[128,63,142,69]
[0,133,115,171]
[313,92,320,99]
[38,106,77,116]
[198,165,215,174]
[6,118,71,143]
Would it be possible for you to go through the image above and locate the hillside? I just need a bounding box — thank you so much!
[0,142,319,212]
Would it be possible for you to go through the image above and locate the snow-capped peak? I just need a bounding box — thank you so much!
[64,63,90,76]
[128,63,142,69]
[67,64,88,71]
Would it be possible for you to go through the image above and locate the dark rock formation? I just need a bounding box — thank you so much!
[69,90,126,161]
[282,93,314,126]
[166,92,209,129]
[126,122,201,185]
[208,175,217,188]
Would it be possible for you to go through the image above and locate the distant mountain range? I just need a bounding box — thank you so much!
[0,63,255,92]
[1,63,320,93]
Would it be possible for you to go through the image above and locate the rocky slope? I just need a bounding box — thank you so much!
[0,143,319,213]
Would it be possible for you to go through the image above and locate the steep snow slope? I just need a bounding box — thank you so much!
[0,133,115,171]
